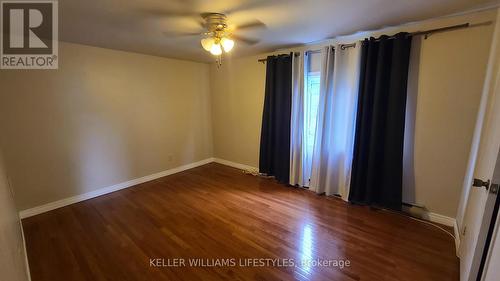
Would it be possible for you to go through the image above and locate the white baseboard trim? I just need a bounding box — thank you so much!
[19,158,215,219]
[403,207,459,256]
[423,212,456,227]
[214,158,462,229]
[212,158,258,173]
[19,156,461,256]
[422,212,459,257]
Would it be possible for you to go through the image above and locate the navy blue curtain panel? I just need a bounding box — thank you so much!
[259,54,292,183]
[349,33,412,210]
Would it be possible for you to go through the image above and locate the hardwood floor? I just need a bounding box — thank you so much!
[22,163,459,281]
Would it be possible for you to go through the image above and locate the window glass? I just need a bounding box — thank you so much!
[303,51,321,185]
[304,72,320,154]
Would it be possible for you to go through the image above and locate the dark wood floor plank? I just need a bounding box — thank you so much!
[22,163,459,281]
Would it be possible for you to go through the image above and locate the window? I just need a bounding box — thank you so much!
[302,51,322,185]
[304,71,320,155]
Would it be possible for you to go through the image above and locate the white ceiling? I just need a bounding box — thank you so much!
[58,0,498,62]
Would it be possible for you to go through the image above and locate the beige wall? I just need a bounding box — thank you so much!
[210,56,267,166]
[0,152,30,281]
[0,42,213,211]
[404,21,494,217]
[210,9,496,218]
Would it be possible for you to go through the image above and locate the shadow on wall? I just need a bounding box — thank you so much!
[403,36,421,205]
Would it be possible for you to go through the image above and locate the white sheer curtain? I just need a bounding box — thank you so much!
[309,44,361,200]
[289,52,308,186]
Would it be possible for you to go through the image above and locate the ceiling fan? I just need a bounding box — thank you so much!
[162,12,266,59]
[140,0,294,65]
[203,13,264,54]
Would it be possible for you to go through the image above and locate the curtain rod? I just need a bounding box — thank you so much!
[258,21,489,63]
[257,43,356,63]
[410,22,470,38]
[257,52,300,63]
[370,21,490,41]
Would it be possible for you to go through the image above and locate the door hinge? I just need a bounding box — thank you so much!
[490,183,499,194]
[473,178,490,190]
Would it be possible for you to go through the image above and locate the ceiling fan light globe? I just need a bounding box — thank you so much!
[210,43,222,55]
[201,38,215,51]
[221,38,234,52]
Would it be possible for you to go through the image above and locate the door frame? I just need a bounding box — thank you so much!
[476,149,500,280]
[466,149,500,281]
[478,193,500,280]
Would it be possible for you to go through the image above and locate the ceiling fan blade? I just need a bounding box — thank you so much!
[235,20,266,31]
[162,31,205,37]
[139,9,201,18]
[224,0,270,14]
[224,0,299,14]
[232,34,260,45]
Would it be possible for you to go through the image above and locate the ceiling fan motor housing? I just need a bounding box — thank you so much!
[202,13,228,35]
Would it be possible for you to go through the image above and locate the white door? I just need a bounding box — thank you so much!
[458,10,500,281]
[481,160,500,281]
[482,210,500,281]
[469,151,500,280]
